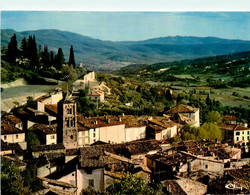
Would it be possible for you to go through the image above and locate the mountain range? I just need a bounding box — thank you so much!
[1,29,250,71]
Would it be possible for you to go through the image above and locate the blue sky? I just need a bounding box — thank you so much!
[1,11,249,41]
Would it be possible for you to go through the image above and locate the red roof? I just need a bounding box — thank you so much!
[5,115,22,124]
[223,116,237,121]
[1,123,24,135]
[218,123,249,131]
[45,104,58,114]
[166,104,198,114]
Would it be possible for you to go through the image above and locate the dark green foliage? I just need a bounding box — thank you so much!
[55,48,65,70]
[41,45,50,68]
[20,37,28,58]
[106,173,156,195]
[69,45,76,68]
[22,163,43,192]
[27,35,40,69]
[5,34,19,64]
[76,88,96,116]
[1,160,31,194]
[26,131,40,148]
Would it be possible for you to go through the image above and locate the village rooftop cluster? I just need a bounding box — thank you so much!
[1,71,250,194]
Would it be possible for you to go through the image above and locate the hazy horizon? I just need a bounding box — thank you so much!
[1,12,250,41]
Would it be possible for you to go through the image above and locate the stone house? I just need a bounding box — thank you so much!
[1,121,26,148]
[219,123,250,143]
[223,115,237,125]
[166,104,200,127]
[86,90,105,104]
[5,114,23,130]
[146,117,177,140]
[29,124,57,145]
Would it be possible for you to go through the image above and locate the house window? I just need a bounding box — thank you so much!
[51,135,55,139]
[237,137,239,141]
[236,132,240,136]
[16,134,18,139]
[93,133,96,137]
[93,139,96,143]
[242,131,244,135]
[248,136,250,140]
[89,179,94,187]
[242,136,244,140]
[86,169,92,174]
[248,131,250,135]
[72,173,75,176]
[205,165,208,169]
[4,135,7,140]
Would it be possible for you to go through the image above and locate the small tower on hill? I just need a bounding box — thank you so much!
[57,92,78,149]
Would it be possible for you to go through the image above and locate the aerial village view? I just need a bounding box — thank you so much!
[1,8,250,195]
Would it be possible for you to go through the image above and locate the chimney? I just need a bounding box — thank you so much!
[107,119,110,124]
[94,120,98,125]
[119,117,121,122]
[122,113,125,117]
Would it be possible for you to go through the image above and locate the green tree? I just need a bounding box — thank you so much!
[5,34,19,64]
[198,122,223,141]
[106,172,156,195]
[68,45,76,68]
[27,35,39,69]
[55,48,65,70]
[1,160,31,194]
[26,131,40,148]
[41,45,50,68]
[206,111,222,123]
[20,37,28,58]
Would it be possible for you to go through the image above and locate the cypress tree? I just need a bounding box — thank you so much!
[20,37,28,58]
[55,48,65,70]
[27,35,39,69]
[41,45,50,68]
[5,34,19,64]
[68,45,76,68]
[49,51,55,67]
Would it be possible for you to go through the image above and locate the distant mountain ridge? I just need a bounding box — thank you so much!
[1,29,250,71]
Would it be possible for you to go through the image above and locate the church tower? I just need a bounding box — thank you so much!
[57,94,78,149]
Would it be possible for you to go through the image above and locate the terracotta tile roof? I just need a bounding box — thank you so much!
[5,115,22,124]
[77,115,124,129]
[29,124,57,134]
[66,148,79,156]
[79,147,105,168]
[35,95,49,102]
[39,177,77,188]
[100,139,162,156]
[162,180,187,195]
[77,114,148,129]
[223,115,237,121]
[45,104,58,115]
[146,152,195,166]
[26,107,49,115]
[218,123,249,131]
[166,104,198,114]
[1,140,25,155]
[1,122,24,135]
[77,122,90,132]
[80,159,105,168]
[86,90,104,96]
[31,143,65,152]
[148,117,176,132]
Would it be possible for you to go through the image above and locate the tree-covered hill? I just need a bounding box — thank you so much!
[2,29,250,71]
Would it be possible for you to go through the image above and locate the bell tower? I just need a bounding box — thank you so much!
[57,95,78,149]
